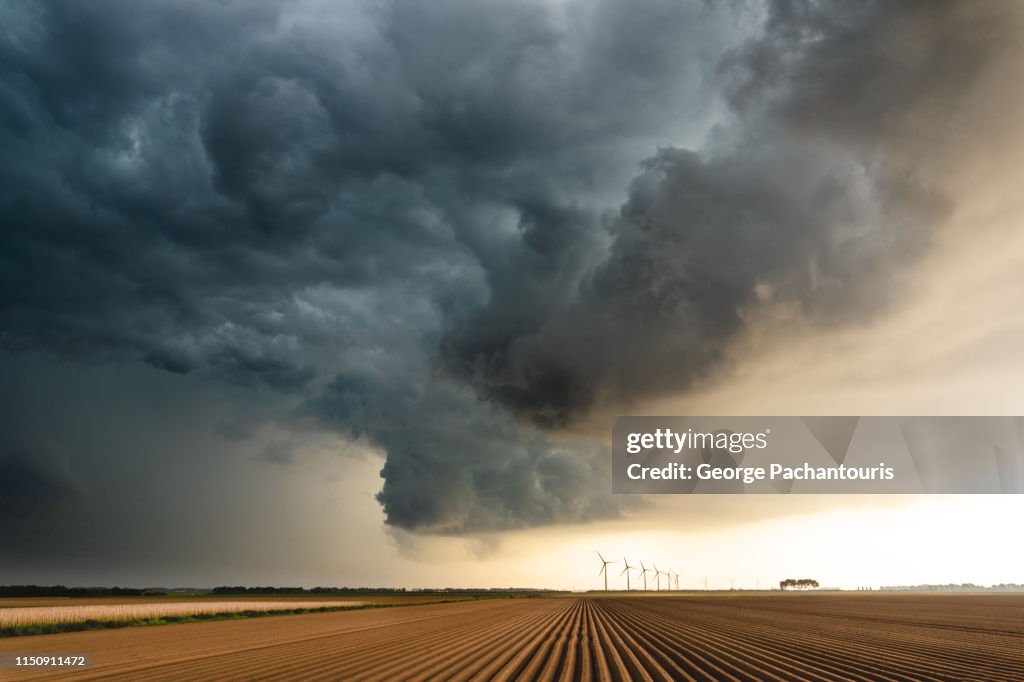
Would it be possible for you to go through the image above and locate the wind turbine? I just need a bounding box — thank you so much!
[620,556,637,591]
[639,560,651,591]
[653,564,664,591]
[596,552,616,591]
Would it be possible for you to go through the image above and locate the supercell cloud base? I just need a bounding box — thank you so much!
[2,0,1024,588]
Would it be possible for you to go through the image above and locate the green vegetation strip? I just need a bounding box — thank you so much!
[0,596,522,638]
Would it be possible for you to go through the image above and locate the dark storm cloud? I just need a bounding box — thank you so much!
[440,0,1005,426]
[0,0,727,533]
[0,1,1014,534]
[723,0,1008,146]
[441,139,948,426]
[309,371,616,533]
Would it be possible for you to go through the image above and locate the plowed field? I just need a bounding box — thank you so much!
[3,594,1023,681]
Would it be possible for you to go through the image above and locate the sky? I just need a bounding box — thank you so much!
[2,0,1024,590]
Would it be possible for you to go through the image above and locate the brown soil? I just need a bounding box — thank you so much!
[3,594,1023,681]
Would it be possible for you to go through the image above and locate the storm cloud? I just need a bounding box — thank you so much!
[441,0,1008,426]
[1,0,1019,535]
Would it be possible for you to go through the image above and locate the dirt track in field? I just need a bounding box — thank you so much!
[3,594,1023,681]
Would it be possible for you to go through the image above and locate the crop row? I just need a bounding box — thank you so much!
[9,595,1024,681]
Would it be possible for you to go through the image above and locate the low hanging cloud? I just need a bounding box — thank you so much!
[308,370,617,533]
[1,0,1020,534]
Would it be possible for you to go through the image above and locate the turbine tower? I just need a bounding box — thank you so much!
[596,552,616,591]
[639,560,651,591]
[620,556,637,591]
[671,571,679,591]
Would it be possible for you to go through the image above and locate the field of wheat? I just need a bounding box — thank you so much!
[0,601,364,627]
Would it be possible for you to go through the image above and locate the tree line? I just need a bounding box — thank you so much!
[779,578,819,590]
[0,585,146,598]
[211,586,409,595]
